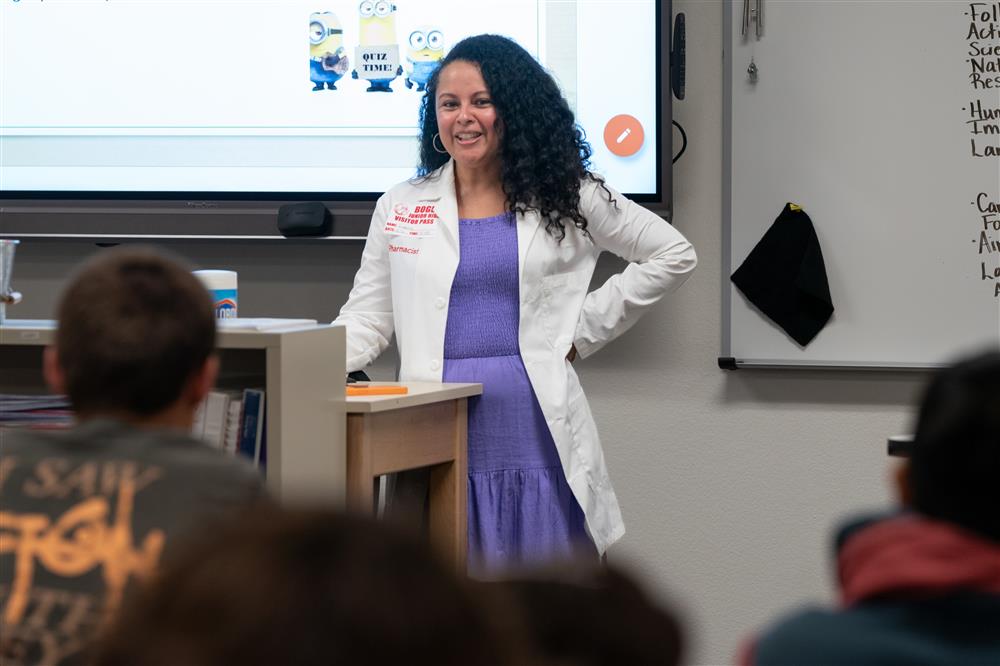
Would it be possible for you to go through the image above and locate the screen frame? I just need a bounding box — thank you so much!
[0,0,671,240]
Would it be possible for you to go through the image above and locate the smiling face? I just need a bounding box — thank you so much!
[435,60,502,173]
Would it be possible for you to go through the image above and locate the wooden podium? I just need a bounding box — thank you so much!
[346,382,481,569]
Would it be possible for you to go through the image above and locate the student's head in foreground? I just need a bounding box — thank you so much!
[45,246,217,426]
[91,507,522,666]
[904,348,1000,541]
[484,563,685,666]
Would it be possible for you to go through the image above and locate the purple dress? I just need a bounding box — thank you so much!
[442,212,591,577]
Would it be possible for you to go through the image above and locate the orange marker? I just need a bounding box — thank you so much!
[346,385,409,396]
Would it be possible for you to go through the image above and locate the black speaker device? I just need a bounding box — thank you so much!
[671,13,686,101]
[277,201,333,237]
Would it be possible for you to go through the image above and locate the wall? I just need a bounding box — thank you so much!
[6,3,930,662]
[599,1,923,661]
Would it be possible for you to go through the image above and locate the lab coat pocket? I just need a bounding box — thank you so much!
[387,237,428,293]
[540,269,590,292]
[540,269,591,350]
[387,239,423,267]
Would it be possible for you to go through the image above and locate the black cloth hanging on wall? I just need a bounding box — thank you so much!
[731,203,834,346]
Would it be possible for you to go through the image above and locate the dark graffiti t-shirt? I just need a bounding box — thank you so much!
[0,419,265,666]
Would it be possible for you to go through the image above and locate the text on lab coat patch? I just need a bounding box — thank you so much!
[384,202,439,238]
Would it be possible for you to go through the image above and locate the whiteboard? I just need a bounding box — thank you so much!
[723,0,1000,368]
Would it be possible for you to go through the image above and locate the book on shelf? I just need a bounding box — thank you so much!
[257,406,267,475]
[224,399,242,455]
[193,390,242,449]
[237,388,266,468]
[190,388,266,471]
[0,394,73,428]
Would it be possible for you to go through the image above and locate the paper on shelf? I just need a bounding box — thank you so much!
[216,318,318,331]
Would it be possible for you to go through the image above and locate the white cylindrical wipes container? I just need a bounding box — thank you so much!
[193,269,238,319]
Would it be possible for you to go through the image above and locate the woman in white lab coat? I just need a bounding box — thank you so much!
[335,34,696,575]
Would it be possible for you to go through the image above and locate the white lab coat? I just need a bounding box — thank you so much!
[334,160,697,554]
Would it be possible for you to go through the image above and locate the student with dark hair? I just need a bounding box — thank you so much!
[334,33,697,577]
[91,507,525,666]
[487,564,685,666]
[906,351,1000,541]
[742,350,1000,666]
[49,247,218,418]
[0,248,265,666]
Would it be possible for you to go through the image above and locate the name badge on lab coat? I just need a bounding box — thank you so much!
[384,203,439,238]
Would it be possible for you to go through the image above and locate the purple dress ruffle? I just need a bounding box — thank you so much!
[442,211,591,577]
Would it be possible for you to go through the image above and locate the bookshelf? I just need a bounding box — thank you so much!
[0,320,346,504]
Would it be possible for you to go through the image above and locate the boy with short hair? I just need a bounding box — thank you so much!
[0,248,265,666]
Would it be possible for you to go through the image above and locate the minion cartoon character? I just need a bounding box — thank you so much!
[351,1,403,92]
[404,26,444,91]
[309,12,350,90]
[310,11,349,91]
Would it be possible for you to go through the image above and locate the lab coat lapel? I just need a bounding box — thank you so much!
[422,160,459,255]
[516,207,543,279]
[410,161,459,307]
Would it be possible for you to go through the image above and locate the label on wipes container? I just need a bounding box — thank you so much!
[193,270,238,319]
[210,289,238,318]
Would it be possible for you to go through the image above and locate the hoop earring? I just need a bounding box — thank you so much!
[432,133,448,155]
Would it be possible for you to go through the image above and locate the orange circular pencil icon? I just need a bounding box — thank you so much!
[603,114,644,157]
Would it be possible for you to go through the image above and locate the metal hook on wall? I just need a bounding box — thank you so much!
[742,0,763,83]
[742,0,763,40]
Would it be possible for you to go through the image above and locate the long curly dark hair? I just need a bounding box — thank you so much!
[416,34,613,240]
